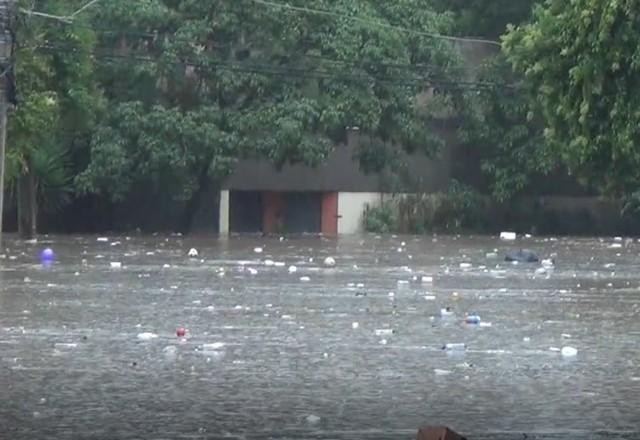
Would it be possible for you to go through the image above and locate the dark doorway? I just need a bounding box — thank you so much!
[229,191,263,233]
[284,192,322,233]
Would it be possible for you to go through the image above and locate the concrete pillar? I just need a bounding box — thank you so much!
[219,189,230,236]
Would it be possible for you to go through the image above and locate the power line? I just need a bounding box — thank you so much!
[19,0,105,23]
[242,0,502,47]
[37,43,514,91]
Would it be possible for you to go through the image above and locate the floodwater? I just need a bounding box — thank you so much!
[0,234,639,440]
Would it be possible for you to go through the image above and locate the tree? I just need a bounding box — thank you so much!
[503,0,640,197]
[8,0,101,237]
[75,0,464,231]
[459,55,556,201]
[433,0,539,38]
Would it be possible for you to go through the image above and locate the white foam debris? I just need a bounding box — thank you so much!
[162,264,171,269]
[561,346,578,357]
[110,262,122,269]
[264,259,275,266]
[614,236,623,241]
[54,343,78,349]
[202,342,225,350]
[188,248,199,257]
[379,339,388,345]
[374,329,394,336]
[424,295,436,301]
[323,256,336,267]
[97,237,109,242]
[434,369,452,376]
[305,415,321,425]
[247,268,258,275]
[609,243,623,249]
[137,332,158,340]
[254,247,263,254]
[299,276,311,282]
[459,263,472,269]
[288,265,298,273]
[421,276,434,283]
[500,232,517,241]
[352,322,359,329]
[274,261,286,267]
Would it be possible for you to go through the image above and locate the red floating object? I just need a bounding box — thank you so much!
[176,327,187,338]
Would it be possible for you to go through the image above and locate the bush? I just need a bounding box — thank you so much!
[364,182,489,234]
[363,201,399,233]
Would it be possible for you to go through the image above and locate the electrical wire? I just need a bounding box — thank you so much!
[240,0,502,47]
[20,0,105,23]
[36,43,514,91]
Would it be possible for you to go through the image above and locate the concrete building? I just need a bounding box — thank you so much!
[218,131,454,235]
[218,40,499,236]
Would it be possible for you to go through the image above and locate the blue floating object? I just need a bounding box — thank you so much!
[465,315,481,325]
[40,248,55,263]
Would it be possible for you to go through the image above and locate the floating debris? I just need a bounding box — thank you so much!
[188,248,199,257]
[500,232,517,241]
[137,332,158,340]
[374,329,394,336]
[323,256,336,267]
[110,262,122,269]
[561,346,578,357]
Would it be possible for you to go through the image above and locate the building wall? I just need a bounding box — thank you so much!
[337,192,384,234]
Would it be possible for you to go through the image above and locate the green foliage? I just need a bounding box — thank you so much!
[363,200,398,233]
[8,0,101,219]
[503,0,640,197]
[459,56,556,201]
[433,0,538,37]
[76,0,463,205]
[364,181,487,234]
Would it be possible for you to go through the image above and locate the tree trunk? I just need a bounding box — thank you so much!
[17,164,37,239]
[178,165,212,233]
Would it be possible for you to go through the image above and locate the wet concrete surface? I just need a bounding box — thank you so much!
[0,234,639,439]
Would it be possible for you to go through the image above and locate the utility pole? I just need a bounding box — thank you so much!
[0,0,14,250]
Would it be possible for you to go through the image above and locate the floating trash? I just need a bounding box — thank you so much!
[305,414,321,425]
[137,332,158,340]
[264,259,275,266]
[500,232,517,241]
[352,322,359,329]
[96,237,109,242]
[443,343,466,351]
[323,257,336,267]
[374,329,394,336]
[202,342,225,350]
[247,268,258,276]
[464,315,481,325]
[110,262,122,269]
[300,276,311,282]
[459,263,472,269]
[434,369,452,376]
[188,248,199,257]
[254,247,264,254]
[176,327,187,338]
[561,346,578,357]
[441,307,454,317]
[40,248,55,264]
[288,265,298,273]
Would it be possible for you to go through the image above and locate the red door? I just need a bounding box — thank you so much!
[321,192,339,235]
